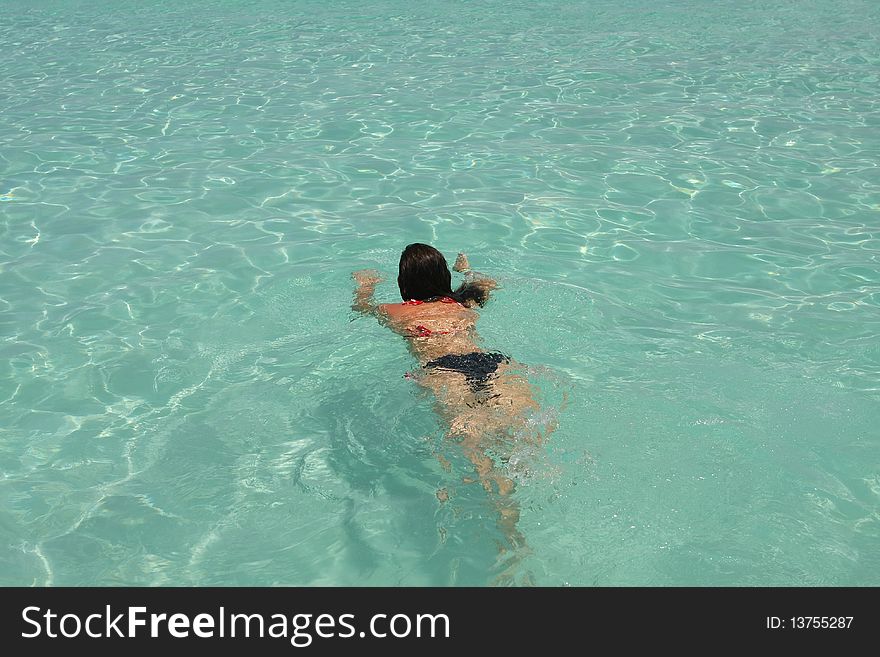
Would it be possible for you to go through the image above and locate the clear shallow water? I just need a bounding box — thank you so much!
[1,0,879,586]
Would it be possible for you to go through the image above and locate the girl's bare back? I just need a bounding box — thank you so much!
[380,299,539,441]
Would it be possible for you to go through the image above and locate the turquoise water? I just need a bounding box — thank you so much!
[2,0,879,586]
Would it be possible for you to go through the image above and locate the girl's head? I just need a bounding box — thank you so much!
[397,243,453,301]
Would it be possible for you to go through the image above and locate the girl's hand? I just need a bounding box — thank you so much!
[453,253,470,272]
[352,269,383,286]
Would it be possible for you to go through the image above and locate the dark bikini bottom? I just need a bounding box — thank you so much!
[424,352,510,392]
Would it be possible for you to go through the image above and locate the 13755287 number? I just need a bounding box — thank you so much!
[790,617,853,629]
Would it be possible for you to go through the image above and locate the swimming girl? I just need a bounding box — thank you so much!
[352,243,547,560]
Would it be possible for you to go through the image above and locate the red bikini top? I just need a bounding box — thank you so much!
[402,296,461,306]
[411,325,449,337]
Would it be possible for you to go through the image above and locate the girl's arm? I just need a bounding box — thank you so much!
[351,269,383,315]
[453,253,498,306]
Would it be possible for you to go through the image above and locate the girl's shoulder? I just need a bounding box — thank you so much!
[378,302,413,318]
[379,302,428,315]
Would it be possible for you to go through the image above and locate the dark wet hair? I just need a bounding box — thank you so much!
[397,243,488,307]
